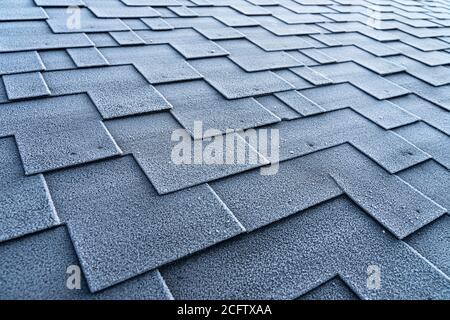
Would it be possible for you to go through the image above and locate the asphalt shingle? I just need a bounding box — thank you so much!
[0,94,121,174]
[0,226,173,299]
[3,72,50,100]
[217,39,302,72]
[45,8,130,33]
[45,155,245,292]
[0,21,93,52]
[156,79,281,138]
[299,83,418,129]
[0,51,45,75]
[212,144,444,238]
[0,0,48,21]
[387,72,450,111]
[43,65,172,118]
[0,137,59,242]
[67,47,109,67]
[105,112,267,194]
[189,57,294,99]
[84,0,160,18]
[1,0,450,300]
[136,28,229,59]
[394,122,450,169]
[298,277,359,300]
[161,196,450,299]
[99,45,201,84]
[389,94,450,135]
[310,62,410,99]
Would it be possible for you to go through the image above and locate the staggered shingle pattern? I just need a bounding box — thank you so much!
[1,0,450,300]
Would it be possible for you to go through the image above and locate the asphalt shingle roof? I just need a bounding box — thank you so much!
[0,0,450,300]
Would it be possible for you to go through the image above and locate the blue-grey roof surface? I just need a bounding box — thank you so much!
[0,0,449,300]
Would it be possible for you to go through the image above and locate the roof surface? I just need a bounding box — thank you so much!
[1,0,450,300]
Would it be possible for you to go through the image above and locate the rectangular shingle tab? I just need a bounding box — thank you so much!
[161,196,450,299]
[45,156,244,292]
[67,47,109,67]
[2,0,450,300]
[3,72,50,100]
[0,51,45,75]
[156,80,280,138]
[189,57,294,99]
[0,137,60,242]
[0,226,173,299]
[0,21,93,52]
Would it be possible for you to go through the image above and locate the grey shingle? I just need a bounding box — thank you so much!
[0,226,173,299]
[2,0,450,300]
[274,90,325,116]
[100,45,201,84]
[311,46,405,75]
[299,83,418,129]
[290,66,332,85]
[269,6,331,24]
[84,0,160,18]
[87,33,119,47]
[0,0,48,21]
[274,69,315,90]
[0,21,93,52]
[387,73,450,111]
[0,137,59,243]
[301,48,337,65]
[389,94,450,135]
[389,30,450,51]
[255,95,302,120]
[319,22,395,42]
[3,72,50,100]
[387,41,450,66]
[39,50,77,70]
[109,31,146,45]
[44,65,172,118]
[141,17,174,30]
[313,30,399,55]
[34,0,84,5]
[242,109,429,173]
[67,47,109,67]
[193,6,259,27]
[212,144,443,238]
[164,17,244,40]
[0,51,45,76]
[169,5,199,17]
[399,160,450,213]
[237,27,316,51]
[406,215,450,277]
[189,57,294,99]
[105,112,267,194]
[161,196,450,299]
[122,0,181,5]
[217,39,302,71]
[311,62,410,99]
[0,94,121,174]
[156,80,280,138]
[46,8,130,33]
[394,122,450,169]
[298,277,359,300]
[252,16,325,36]
[136,28,229,59]
[45,155,245,292]
[387,55,450,86]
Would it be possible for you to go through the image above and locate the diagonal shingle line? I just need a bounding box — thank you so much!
[0,0,450,300]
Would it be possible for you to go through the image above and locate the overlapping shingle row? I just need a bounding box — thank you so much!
[1,0,449,300]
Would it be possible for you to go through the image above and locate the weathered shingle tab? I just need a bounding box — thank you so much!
[1,0,450,300]
[45,156,244,292]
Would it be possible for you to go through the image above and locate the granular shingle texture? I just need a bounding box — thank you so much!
[0,0,449,300]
